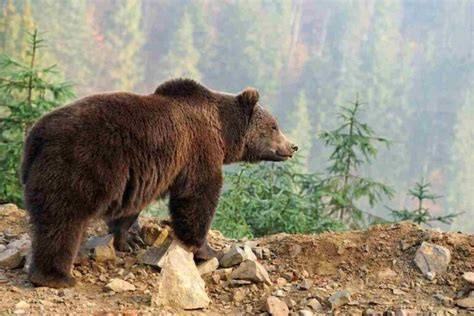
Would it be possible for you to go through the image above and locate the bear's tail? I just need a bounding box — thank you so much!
[21,130,44,185]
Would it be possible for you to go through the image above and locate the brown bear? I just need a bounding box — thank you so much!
[21,78,298,288]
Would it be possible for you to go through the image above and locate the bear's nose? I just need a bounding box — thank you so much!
[291,144,298,152]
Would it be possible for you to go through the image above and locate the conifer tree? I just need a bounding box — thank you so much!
[161,10,201,80]
[105,0,144,91]
[1,0,21,56]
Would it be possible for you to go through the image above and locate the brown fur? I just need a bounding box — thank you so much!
[21,78,297,288]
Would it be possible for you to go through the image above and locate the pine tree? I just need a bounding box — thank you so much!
[288,90,312,172]
[0,30,74,204]
[105,0,144,91]
[18,0,35,62]
[161,10,201,80]
[1,0,21,56]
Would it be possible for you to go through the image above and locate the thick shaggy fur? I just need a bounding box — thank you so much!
[22,78,296,288]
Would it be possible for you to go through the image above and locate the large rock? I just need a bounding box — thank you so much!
[105,278,136,293]
[263,296,289,316]
[152,241,210,310]
[230,259,271,285]
[414,242,451,278]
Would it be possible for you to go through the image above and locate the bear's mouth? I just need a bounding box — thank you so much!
[275,151,293,160]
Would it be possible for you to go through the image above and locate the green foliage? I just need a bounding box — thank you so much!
[0,30,74,204]
[214,158,344,239]
[388,178,461,225]
[319,96,394,226]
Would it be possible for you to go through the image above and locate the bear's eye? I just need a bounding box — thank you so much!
[272,126,278,131]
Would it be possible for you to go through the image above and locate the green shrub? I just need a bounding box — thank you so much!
[213,158,344,239]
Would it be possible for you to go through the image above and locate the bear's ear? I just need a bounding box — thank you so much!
[238,88,259,114]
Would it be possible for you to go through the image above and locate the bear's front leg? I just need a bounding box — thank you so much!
[169,167,223,260]
[107,214,144,252]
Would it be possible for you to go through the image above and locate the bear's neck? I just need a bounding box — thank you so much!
[217,105,248,164]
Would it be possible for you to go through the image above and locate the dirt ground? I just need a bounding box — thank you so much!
[0,204,473,315]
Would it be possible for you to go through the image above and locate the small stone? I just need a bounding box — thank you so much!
[394,309,421,316]
[7,234,31,255]
[105,278,136,292]
[152,241,210,309]
[230,279,252,286]
[299,279,313,290]
[83,234,116,262]
[434,293,453,307]
[139,240,172,269]
[307,298,323,311]
[254,247,264,259]
[154,228,169,246]
[298,310,313,316]
[140,224,162,246]
[274,289,286,297]
[392,288,406,295]
[328,290,351,309]
[414,242,451,279]
[124,272,135,281]
[0,248,23,269]
[211,273,221,284]
[230,259,271,285]
[276,277,288,287]
[0,244,5,252]
[15,301,29,310]
[462,272,474,285]
[233,288,247,302]
[455,297,474,309]
[220,245,246,268]
[377,267,398,279]
[243,244,257,261]
[197,257,219,275]
[283,272,295,282]
[264,296,289,316]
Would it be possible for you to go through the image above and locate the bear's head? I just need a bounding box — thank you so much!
[238,88,298,163]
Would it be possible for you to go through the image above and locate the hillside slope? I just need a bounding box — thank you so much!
[0,204,473,315]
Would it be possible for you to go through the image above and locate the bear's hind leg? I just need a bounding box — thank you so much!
[29,215,88,288]
[107,214,144,252]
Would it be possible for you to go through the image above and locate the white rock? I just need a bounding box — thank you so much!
[197,257,219,275]
[230,259,271,285]
[105,278,136,292]
[153,241,210,309]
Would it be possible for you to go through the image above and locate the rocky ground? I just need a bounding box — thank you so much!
[0,203,473,315]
